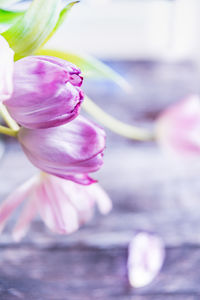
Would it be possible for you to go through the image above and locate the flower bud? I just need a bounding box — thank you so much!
[4,56,84,128]
[156,95,200,156]
[18,116,105,185]
[0,35,14,102]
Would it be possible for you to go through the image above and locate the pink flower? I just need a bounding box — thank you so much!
[4,56,84,129]
[0,35,14,102]
[0,173,112,241]
[128,232,165,288]
[18,116,105,185]
[156,95,200,156]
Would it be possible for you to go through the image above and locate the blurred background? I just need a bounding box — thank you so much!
[47,0,200,62]
[45,0,200,123]
[1,1,200,299]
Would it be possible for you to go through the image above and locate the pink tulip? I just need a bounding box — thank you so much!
[18,116,106,185]
[4,56,84,128]
[156,95,200,156]
[0,35,14,102]
[128,232,165,288]
[0,173,112,241]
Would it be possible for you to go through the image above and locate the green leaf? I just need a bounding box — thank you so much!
[43,1,79,46]
[0,9,24,25]
[2,0,62,60]
[36,49,131,92]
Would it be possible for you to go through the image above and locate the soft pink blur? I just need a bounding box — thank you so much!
[156,95,200,156]
[0,173,112,241]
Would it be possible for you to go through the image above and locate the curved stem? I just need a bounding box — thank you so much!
[82,96,154,141]
[0,103,20,131]
[0,125,18,137]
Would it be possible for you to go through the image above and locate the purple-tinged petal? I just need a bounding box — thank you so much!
[0,35,14,102]
[4,55,84,128]
[12,195,37,242]
[54,173,97,185]
[88,183,112,214]
[36,177,79,234]
[128,232,165,288]
[46,174,111,226]
[50,176,95,225]
[0,176,38,232]
[0,172,111,239]
[156,95,200,156]
[18,116,106,183]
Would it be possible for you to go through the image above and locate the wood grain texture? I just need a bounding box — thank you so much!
[0,61,200,299]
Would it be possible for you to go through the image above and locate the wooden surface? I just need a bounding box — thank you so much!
[1,61,200,300]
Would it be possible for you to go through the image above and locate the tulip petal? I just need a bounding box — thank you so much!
[51,176,95,224]
[89,184,112,215]
[4,55,84,129]
[2,0,62,60]
[37,49,131,92]
[12,195,37,242]
[36,178,79,234]
[53,173,96,185]
[0,173,110,239]
[156,95,200,156]
[48,175,111,225]
[128,232,165,288]
[18,116,105,181]
[0,176,37,232]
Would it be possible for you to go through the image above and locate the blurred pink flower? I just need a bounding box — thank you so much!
[4,56,84,129]
[128,232,165,288]
[156,95,200,156]
[0,35,14,102]
[0,173,112,241]
[18,116,105,185]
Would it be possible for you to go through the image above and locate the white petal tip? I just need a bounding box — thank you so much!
[127,232,165,288]
[12,230,25,242]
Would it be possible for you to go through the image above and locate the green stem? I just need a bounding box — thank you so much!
[0,103,20,131]
[0,125,18,137]
[83,96,154,141]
